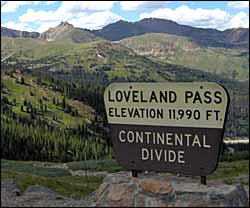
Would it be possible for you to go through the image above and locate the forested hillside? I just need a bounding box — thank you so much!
[1,70,113,162]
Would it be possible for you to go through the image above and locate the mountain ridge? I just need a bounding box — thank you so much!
[1,18,249,48]
[93,18,249,48]
[1,27,40,39]
[1,21,101,43]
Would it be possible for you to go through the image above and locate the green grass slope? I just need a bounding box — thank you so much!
[119,33,249,81]
[1,38,168,82]
[1,160,103,199]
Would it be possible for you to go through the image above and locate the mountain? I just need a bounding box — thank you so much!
[223,28,249,47]
[39,21,101,43]
[2,19,249,48]
[1,27,40,39]
[119,33,249,81]
[1,22,101,43]
[92,20,147,42]
[93,18,249,48]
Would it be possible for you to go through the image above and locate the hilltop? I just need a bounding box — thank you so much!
[40,21,101,43]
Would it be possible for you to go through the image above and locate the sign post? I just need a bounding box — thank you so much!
[104,82,230,178]
[201,176,207,185]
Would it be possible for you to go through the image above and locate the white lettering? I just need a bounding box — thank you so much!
[119,130,126,142]
[185,134,192,146]
[168,150,176,162]
[178,151,185,163]
[203,135,211,148]
[192,134,201,147]
[142,148,149,160]
[127,131,134,143]
[155,149,163,161]
[145,132,151,144]
[166,133,173,145]
[157,133,165,145]
[175,134,183,146]
[136,131,143,143]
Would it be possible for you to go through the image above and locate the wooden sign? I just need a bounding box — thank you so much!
[104,82,230,176]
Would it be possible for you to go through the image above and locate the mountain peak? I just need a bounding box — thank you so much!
[38,20,100,43]
[138,18,178,26]
[58,21,73,28]
[116,20,129,23]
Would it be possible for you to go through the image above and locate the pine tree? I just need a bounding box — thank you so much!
[21,77,25,84]
[62,96,66,109]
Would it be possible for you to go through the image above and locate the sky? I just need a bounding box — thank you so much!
[1,1,249,33]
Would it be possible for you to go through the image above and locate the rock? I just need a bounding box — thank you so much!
[94,172,248,207]
[95,182,109,200]
[11,189,21,197]
[1,181,20,207]
[139,178,173,195]
[1,181,18,193]
[146,198,168,207]
[134,193,145,207]
[187,200,211,207]
[104,172,130,184]
[244,185,249,206]
[25,185,58,200]
[1,181,21,197]
[106,183,135,207]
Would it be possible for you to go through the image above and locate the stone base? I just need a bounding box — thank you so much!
[94,172,248,207]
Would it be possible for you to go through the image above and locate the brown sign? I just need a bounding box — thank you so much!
[104,82,230,176]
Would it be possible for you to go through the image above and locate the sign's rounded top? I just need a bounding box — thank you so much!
[104,82,228,93]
